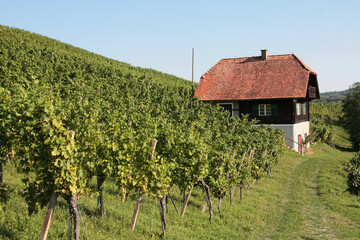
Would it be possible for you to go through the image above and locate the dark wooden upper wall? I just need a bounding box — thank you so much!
[238,99,309,124]
[307,73,320,100]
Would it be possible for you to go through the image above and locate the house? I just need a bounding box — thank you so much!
[194,50,320,153]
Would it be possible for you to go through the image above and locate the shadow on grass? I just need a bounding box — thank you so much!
[346,204,360,209]
[301,237,316,240]
[334,144,356,153]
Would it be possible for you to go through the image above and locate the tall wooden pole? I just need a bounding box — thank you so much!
[192,48,195,94]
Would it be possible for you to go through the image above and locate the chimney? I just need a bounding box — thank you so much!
[261,49,268,60]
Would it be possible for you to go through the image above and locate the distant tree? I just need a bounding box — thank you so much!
[343,82,360,150]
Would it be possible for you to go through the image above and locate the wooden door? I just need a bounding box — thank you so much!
[298,134,302,153]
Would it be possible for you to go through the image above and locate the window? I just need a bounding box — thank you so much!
[296,103,307,115]
[219,103,233,117]
[296,103,301,115]
[259,104,271,116]
[302,103,307,115]
[252,104,277,116]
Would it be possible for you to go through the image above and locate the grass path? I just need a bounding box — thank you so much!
[269,145,358,240]
[272,147,337,239]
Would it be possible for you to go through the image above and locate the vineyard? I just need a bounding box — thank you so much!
[309,102,343,145]
[0,26,285,239]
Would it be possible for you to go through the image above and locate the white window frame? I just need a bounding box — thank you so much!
[259,104,271,116]
[218,103,233,117]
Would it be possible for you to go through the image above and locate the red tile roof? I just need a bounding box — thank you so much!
[194,54,317,101]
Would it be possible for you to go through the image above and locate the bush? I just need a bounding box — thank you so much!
[346,153,360,195]
[0,183,10,208]
[309,120,334,145]
[309,102,342,145]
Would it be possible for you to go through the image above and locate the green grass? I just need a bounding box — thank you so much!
[332,124,353,150]
[1,133,359,239]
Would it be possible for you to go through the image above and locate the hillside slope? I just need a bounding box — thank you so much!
[0,25,191,90]
[314,89,349,103]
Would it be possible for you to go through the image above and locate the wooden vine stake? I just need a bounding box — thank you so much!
[239,187,243,202]
[181,154,203,216]
[39,192,58,240]
[217,198,222,213]
[130,139,157,232]
[236,150,247,203]
[97,175,106,217]
[247,148,255,194]
[159,197,167,237]
[228,150,236,207]
[238,150,247,174]
[130,193,143,231]
[165,195,169,212]
[180,188,192,216]
[267,149,274,178]
[229,187,235,207]
[201,197,207,213]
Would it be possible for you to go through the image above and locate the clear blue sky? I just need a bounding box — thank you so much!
[1,0,359,92]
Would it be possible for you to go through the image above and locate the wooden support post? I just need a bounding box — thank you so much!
[240,187,243,202]
[39,192,57,240]
[130,193,143,231]
[181,188,192,216]
[130,138,157,231]
[192,48,195,95]
[229,187,235,207]
[217,198,222,213]
[201,198,207,213]
[237,150,247,174]
[97,175,106,217]
[165,195,169,212]
[159,197,167,237]
[149,139,157,160]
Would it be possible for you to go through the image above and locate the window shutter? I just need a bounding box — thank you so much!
[252,104,259,116]
[271,104,277,116]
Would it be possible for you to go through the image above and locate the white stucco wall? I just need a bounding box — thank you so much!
[270,122,309,152]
